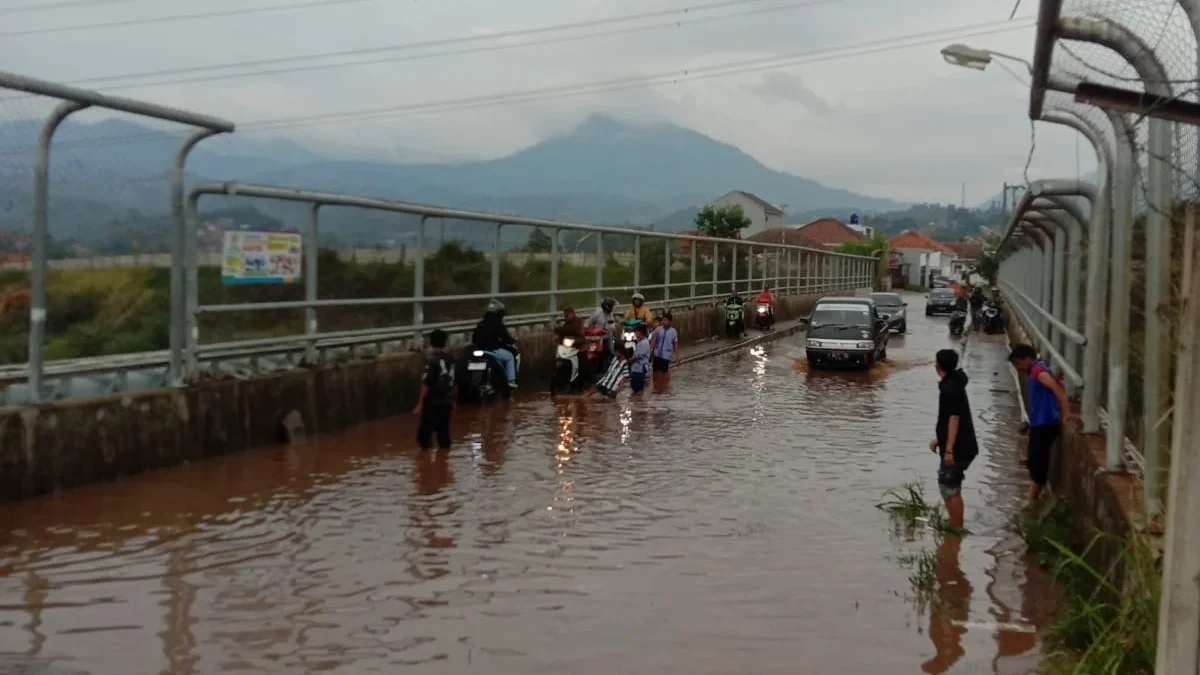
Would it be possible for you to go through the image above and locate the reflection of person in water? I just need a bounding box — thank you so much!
[921,535,972,674]
[407,450,458,566]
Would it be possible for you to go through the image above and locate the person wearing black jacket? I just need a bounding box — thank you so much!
[928,349,979,529]
[969,286,985,327]
[413,329,455,451]
[471,299,518,388]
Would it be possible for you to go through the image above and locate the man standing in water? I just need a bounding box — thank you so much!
[413,329,455,451]
[1008,344,1071,503]
[929,349,978,529]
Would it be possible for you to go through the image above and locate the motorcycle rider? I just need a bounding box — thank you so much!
[471,299,519,389]
[627,292,653,325]
[754,284,776,326]
[585,297,619,368]
[554,306,585,341]
[969,286,985,327]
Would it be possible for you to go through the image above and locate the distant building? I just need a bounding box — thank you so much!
[746,228,819,248]
[789,217,865,249]
[888,229,957,287]
[708,190,784,238]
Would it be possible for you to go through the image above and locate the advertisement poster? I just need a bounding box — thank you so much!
[221,231,302,285]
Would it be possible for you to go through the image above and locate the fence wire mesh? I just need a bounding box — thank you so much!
[1039,0,1200,512]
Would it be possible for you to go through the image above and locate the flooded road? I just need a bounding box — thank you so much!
[0,293,1056,674]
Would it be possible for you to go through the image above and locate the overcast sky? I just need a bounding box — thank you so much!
[0,0,1099,204]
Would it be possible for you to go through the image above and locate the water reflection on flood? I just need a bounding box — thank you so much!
[0,296,1056,674]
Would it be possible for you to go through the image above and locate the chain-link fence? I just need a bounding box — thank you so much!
[1032,0,1200,518]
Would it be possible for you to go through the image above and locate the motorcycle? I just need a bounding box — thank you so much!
[621,317,645,351]
[754,303,774,331]
[582,326,607,374]
[981,302,1005,334]
[460,343,520,404]
[949,310,967,336]
[725,301,745,339]
[550,335,585,395]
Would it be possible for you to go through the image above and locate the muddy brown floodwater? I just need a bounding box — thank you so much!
[0,293,1057,675]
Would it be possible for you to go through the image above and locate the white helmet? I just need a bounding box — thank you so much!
[631,292,645,304]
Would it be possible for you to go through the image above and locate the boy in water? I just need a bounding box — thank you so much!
[649,312,680,392]
[413,329,455,451]
[629,324,651,394]
[929,348,978,529]
[589,344,632,399]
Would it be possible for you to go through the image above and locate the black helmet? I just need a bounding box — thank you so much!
[486,298,506,316]
[601,297,616,312]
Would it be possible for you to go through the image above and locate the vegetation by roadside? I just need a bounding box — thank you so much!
[0,240,793,365]
[1016,500,1159,675]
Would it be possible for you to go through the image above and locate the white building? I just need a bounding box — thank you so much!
[888,230,954,288]
[709,190,784,238]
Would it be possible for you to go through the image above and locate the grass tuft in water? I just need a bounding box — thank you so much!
[1017,500,1159,675]
[877,481,969,538]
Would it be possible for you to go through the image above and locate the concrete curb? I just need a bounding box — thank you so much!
[676,321,805,368]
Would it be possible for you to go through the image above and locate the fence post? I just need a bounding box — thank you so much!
[595,233,604,306]
[27,100,88,402]
[664,238,672,308]
[491,223,503,298]
[690,242,697,307]
[731,243,738,293]
[414,216,426,338]
[305,203,320,365]
[711,240,719,300]
[633,236,641,292]
[169,128,220,387]
[549,228,560,316]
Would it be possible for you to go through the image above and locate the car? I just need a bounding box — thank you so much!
[869,292,908,333]
[926,288,958,316]
[930,276,952,289]
[805,297,889,369]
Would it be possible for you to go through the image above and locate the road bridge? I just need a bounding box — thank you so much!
[0,293,1054,675]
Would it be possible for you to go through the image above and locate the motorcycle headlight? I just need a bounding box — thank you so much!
[472,350,485,357]
[756,306,768,314]
[857,342,874,350]
[562,338,575,348]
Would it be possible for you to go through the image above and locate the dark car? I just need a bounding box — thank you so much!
[805,297,889,369]
[869,292,908,333]
[926,288,958,316]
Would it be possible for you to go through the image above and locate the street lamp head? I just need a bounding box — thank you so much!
[941,43,994,71]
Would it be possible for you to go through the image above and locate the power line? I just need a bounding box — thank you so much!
[46,0,828,91]
[0,17,1035,155]
[0,0,375,37]
[0,0,155,14]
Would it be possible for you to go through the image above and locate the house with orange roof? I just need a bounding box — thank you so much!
[789,217,864,249]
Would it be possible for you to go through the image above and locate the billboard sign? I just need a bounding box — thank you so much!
[221,230,301,285]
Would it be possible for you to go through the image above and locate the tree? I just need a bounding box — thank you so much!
[694,204,752,239]
[974,237,1000,282]
[835,232,887,257]
[524,228,553,253]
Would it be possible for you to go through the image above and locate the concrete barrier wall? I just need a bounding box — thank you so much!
[1003,306,1148,563]
[0,292,843,503]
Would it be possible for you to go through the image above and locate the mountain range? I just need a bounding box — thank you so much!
[0,114,903,249]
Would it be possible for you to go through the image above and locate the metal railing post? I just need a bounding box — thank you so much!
[664,238,672,308]
[595,233,604,306]
[27,100,88,402]
[633,236,641,292]
[305,203,321,364]
[414,216,427,335]
[711,240,719,299]
[491,223,503,298]
[549,228,560,315]
[184,191,201,378]
[1106,109,1136,474]
[731,243,738,293]
[690,242,698,307]
[169,128,221,386]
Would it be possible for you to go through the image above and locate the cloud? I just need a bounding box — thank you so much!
[0,0,1096,203]
[748,72,835,115]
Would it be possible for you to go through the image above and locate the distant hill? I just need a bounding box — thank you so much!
[0,114,903,249]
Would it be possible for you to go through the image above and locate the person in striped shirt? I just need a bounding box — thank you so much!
[589,345,632,399]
